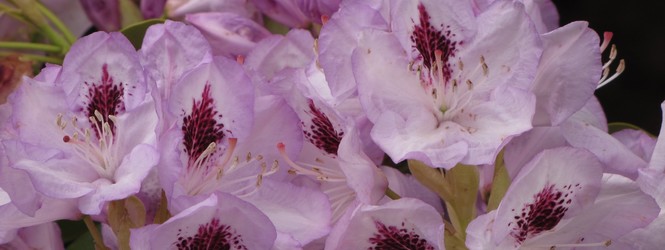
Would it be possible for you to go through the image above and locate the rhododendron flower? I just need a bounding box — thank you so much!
[249,0,310,28]
[501,96,654,179]
[155,52,330,246]
[80,0,121,31]
[296,0,341,24]
[325,198,444,250]
[7,32,159,215]
[157,55,255,198]
[185,12,271,58]
[349,0,540,169]
[473,0,559,34]
[165,0,257,19]
[619,101,665,249]
[466,147,658,249]
[141,0,166,19]
[0,222,63,249]
[529,21,601,126]
[130,192,276,249]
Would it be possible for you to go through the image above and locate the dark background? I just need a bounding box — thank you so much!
[553,0,665,135]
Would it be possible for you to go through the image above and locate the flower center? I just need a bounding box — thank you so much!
[179,84,277,196]
[368,221,435,250]
[277,142,352,221]
[410,3,458,82]
[174,218,247,250]
[57,65,126,179]
[302,100,344,156]
[182,83,225,167]
[509,184,581,244]
[83,64,124,136]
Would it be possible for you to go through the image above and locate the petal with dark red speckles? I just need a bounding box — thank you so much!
[130,192,276,249]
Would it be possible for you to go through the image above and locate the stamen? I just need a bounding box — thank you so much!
[602,45,618,70]
[236,55,245,65]
[597,38,625,89]
[56,110,120,179]
[598,59,625,88]
[277,143,346,182]
[213,138,238,173]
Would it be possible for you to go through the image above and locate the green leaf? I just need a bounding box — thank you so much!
[445,164,479,235]
[264,16,290,35]
[108,196,147,250]
[407,159,453,202]
[444,229,468,250]
[153,189,172,224]
[58,220,88,244]
[66,230,94,250]
[487,150,511,211]
[120,19,164,50]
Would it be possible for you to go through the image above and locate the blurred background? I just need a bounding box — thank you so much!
[553,0,665,135]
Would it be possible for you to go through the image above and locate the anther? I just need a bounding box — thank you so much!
[598,59,625,88]
[94,110,104,122]
[56,114,66,129]
[481,56,489,76]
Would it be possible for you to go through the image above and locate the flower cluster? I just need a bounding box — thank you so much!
[0,0,662,249]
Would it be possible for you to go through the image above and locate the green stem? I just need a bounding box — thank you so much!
[0,41,61,52]
[6,0,69,53]
[0,3,30,23]
[36,25,69,54]
[0,52,62,64]
[83,216,110,250]
[385,187,401,200]
[35,2,76,43]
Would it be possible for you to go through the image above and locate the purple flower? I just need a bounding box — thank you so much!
[157,56,255,198]
[346,0,540,169]
[466,147,658,249]
[7,32,159,215]
[249,0,310,28]
[530,21,602,126]
[165,0,258,19]
[139,20,213,134]
[185,12,271,58]
[0,222,63,249]
[503,96,653,179]
[141,0,167,19]
[325,198,444,249]
[130,192,276,249]
[473,0,559,33]
[79,0,121,31]
[295,0,341,24]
